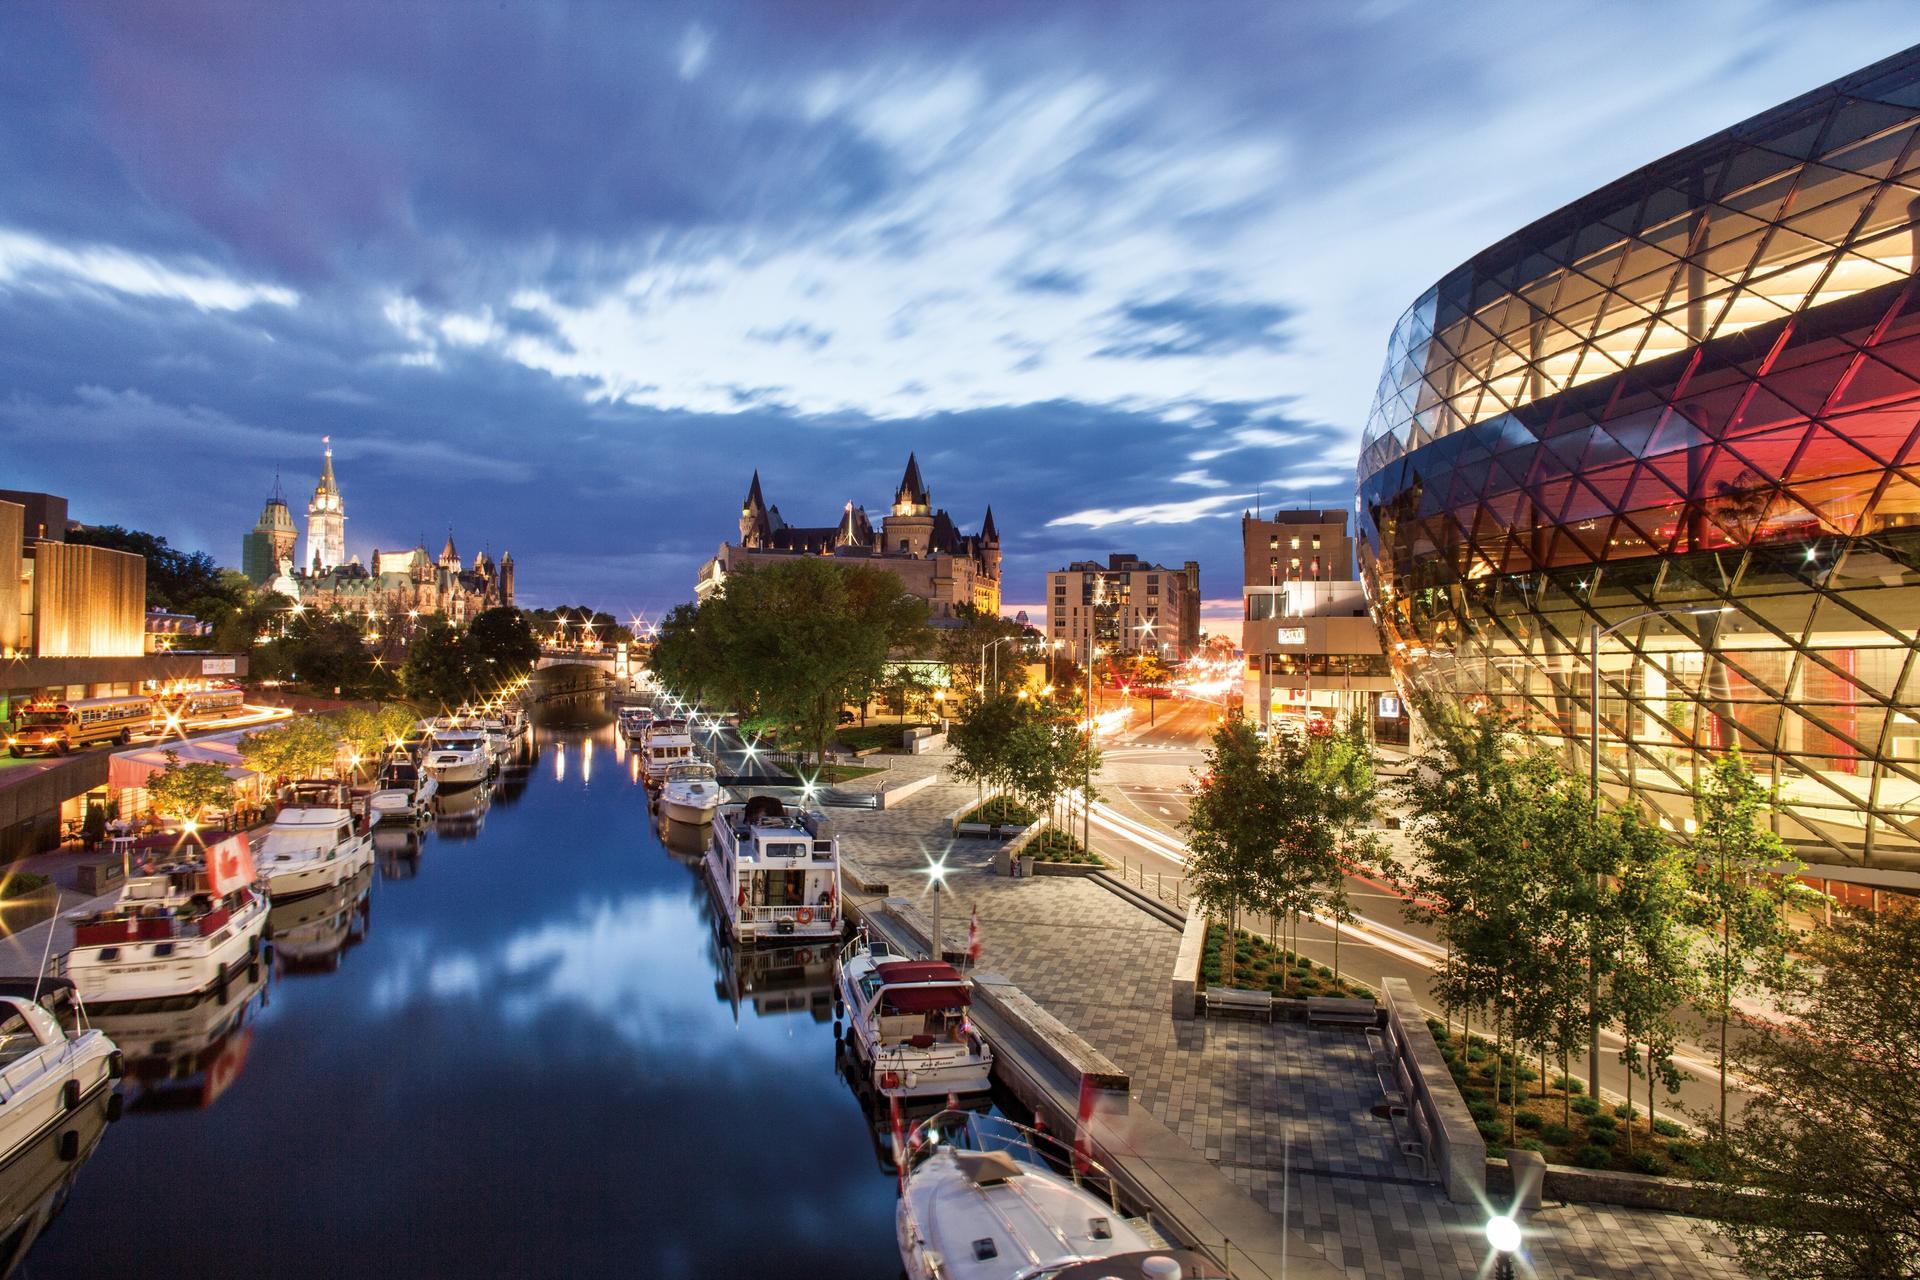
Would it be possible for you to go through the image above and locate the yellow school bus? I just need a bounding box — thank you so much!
[6,696,152,756]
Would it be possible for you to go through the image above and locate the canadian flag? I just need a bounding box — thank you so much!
[967,906,982,965]
[207,834,257,897]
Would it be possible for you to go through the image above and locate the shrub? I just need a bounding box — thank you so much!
[1427,1019,1449,1041]
[1629,1151,1662,1176]
[1466,1045,1489,1062]
[1554,1074,1584,1095]
[1572,1145,1613,1169]
[1613,1102,1637,1120]
[1520,1138,1548,1155]
[1665,1141,1693,1165]
[1459,1086,1485,1103]
[1477,1121,1504,1142]
[1540,1123,1573,1145]
[1298,978,1322,992]
[1652,1118,1684,1139]
[1315,965,1332,978]
[0,872,51,898]
[1572,1097,1601,1117]
[1468,1101,1496,1122]
[1514,1111,1543,1131]
[1516,1066,1538,1082]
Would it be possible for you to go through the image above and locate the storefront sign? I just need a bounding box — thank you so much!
[1273,627,1306,646]
[201,658,237,675]
[1378,694,1402,718]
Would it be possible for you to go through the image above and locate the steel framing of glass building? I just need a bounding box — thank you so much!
[1356,47,1920,883]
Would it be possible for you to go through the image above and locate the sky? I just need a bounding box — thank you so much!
[3,2,1917,630]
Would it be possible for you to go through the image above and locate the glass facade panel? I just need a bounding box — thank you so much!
[1357,49,1920,874]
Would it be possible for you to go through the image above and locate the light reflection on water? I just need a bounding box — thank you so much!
[25,701,903,1279]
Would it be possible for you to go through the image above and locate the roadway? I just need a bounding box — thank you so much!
[0,703,294,789]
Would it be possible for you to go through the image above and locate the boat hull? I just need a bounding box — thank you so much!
[0,1041,118,1174]
[660,797,718,826]
[261,836,374,902]
[425,755,489,789]
[68,896,268,1006]
[702,847,840,944]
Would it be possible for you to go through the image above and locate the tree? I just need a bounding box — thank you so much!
[273,611,381,695]
[948,696,1026,802]
[239,716,341,781]
[147,751,236,823]
[67,524,235,615]
[403,617,472,707]
[464,607,540,693]
[334,705,417,770]
[936,605,1028,702]
[1300,713,1383,980]
[1604,808,1695,1149]
[1709,908,1920,1280]
[1183,720,1290,986]
[1690,751,1820,1134]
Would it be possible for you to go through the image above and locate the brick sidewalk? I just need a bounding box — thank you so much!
[834,760,1746,1280]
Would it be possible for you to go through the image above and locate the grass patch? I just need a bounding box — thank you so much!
[1198,924,1376,1001]
[813,763,884,784]
[961,796,1039,826]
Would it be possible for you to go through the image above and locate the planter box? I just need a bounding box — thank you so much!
[1031,859,1101,876]
[955,821,1032,838]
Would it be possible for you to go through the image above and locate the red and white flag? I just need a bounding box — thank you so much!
[206,834,257,897]
[967,906,982,965]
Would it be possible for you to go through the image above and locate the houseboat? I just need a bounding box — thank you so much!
[705,796,840,943]
[368,753,437,824]
[257,782,374,902]
[642,717,694,782]
[836,933,991,1100]
[66,835,267,1005]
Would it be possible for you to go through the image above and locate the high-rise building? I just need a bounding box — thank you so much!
[241,478,298,585]
[305,437,346,573]
[1047,554,1200,661]
[1355,48,1920,888]
[1241,510,1395,737]
[699,455,1001,618]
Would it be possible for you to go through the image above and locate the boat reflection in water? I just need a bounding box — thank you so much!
[0,1086,116,1279]
[373,826,422,880]
[710,933,836,1023]
[89,961,267,1112]
[432,783,493,841]
[836,1040,991,1178]
[268,866,372,974]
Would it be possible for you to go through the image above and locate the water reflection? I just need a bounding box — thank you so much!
[28,701,902,1278]
[712,934,836,1023]
[0,1088,114,1278]
[432,782,492,839]
[269,866,372,973]
[92,962,269,1112]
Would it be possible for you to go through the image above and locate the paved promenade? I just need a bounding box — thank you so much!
[827,754,1746,1280]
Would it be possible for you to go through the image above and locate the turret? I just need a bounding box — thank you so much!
[882,453,935,555]
[740,471,770,547]
[439,528,460,570]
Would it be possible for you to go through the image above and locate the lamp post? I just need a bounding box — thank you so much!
[1582,603,1732,1097]
[926,857,947,962]
[1485,1214,1521,1280]
[982,635,1019,698]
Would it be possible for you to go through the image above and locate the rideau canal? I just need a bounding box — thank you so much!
[23,698,913,1278]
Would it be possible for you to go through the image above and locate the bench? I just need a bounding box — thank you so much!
[1307,997,1380,1028]
[1204,987,1274,1022]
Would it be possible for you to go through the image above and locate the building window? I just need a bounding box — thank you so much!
[1290,558,1301,571]
[1289,537,1300,550]
[1269,535,1278,549]
[1311,534,1322,549]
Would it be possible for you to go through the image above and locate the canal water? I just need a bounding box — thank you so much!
[22,699,907,1278]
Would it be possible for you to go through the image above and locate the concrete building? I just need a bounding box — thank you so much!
[241,478,299,585]
[1240,510,1397,740]
[698,455,1000,619]
[1047,554,1200,660]
[0,492,249,860]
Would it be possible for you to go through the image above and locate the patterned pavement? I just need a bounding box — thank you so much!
[835,761,1746,1280]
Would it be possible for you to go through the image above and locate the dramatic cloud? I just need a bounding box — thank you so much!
[0,0,1912,606]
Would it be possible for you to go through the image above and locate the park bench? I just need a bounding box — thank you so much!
[1307,997,1380,1029]
[1204,986,1274,1022]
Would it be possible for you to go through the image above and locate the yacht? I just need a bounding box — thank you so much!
[257,783,374,902]
[643,718,695,782]
[66,836,268,1005]
[617,706,654,746]
[0,982,123,1171]
[659,761,727,826]
[897,1111,1216,1280]
[472,716,513,766]
[368,754,437,825]
[423,727,492,790]
[836,932,991,1099]
[706,796,841,943]
[0,1064,116,1277]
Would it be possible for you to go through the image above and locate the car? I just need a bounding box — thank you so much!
[837,709,856,725]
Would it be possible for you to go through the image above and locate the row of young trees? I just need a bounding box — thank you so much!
[946,694,1101,832]
[1182,716,1380,985]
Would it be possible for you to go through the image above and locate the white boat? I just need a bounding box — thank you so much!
[423,728,491,789]
[472,717,512,765]
[643,719,695,782]
[660,761,728,826]
[66,836,268,1005]
[0,1049,117,1274]
[369,755,437,824]
[898,1111,1217,1280]
[836,933,991,1099]
[617,706,654,745]
[0,982,123,1171]
[706,797,841,943]
[257,785,374,902]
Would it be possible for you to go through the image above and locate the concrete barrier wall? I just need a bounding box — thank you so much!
[878,773,939,810]
[1170,910,1207,1020]
[1382,975,1485,1203]
[970,971,1129,1094]
[1486,1156,1725,1214]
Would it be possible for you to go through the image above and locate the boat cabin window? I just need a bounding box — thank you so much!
[335,824,351,844]
[760,840,808,860]
[0,1009,43,1069]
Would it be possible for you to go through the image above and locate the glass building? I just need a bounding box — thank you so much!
[1356,47,1920,887]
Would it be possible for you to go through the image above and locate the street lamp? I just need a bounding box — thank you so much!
[982,635,1019,696]
[925,856,948,962]
[1485,1214,1521,1280]
[1582,603,1732,1096]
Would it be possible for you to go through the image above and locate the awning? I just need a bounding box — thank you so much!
[109,730,257,792]
[875,960,964,985]
[881,984,970,1013]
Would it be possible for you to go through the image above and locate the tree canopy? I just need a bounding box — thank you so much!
[146,751,236,822]
[67,524,246,619]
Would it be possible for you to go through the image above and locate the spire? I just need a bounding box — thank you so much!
[440,526,459,568]
[897,452,929,507]
[981,505,999,543]
[316,436,339,497]
[744,470,766,514]
[269,472,286,506]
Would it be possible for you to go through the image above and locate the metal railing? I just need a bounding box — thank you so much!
[1103,855,1190,915]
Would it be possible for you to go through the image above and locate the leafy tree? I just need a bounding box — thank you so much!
[948,696,1026,802]
[1012,707,1101,834]
[464,607,540,693]
[147,750,237,822]
[1603,808,1696,1149]
[239,717,341,781]
[1690,751,1820,1134]
[936,605,1028,702]
[1300,714,1383,980]
[1709,908,1920,1279]
[403,617,473,707]
[67,524,240,617]
[271,611,380,695]
[333,705,418,770]
[1183,720,1289,986]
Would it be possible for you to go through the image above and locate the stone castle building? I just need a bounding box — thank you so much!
[697,454,1000,618]
[247,442,515,623]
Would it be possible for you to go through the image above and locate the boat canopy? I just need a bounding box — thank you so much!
[876,960,970,1012]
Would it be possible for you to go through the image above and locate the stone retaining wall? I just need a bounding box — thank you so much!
[1382,975,1485,1204]
[970,970,1130,1093]
[1486,1155,1728,1215]
[877,773,939,810]
[1170,909,1207,1020]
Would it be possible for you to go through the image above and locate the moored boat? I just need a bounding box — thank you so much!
[257,782,374,902]
[423,727,491,790]
[705,796,840,943]
[897,1111,1218,1280]
[642,717,693,782]
[836,932,990,1099]
[0,981,123,1171]
[369,753,437,824]
[659,761,727,826]
[66,835,267,1005]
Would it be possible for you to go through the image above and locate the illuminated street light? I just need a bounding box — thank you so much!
[1485,1215,1521,1280]
[925,855,948,963]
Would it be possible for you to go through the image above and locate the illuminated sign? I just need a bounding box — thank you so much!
[1273,627,1306,646]
[1378,695,1402,718]
[201,658,237,675]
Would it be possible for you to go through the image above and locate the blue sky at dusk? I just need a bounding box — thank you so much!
[3,2,1916,625]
